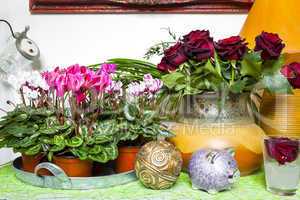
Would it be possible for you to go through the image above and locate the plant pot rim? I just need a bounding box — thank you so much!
[22,153,44,159]
[118,146,140,153]
[53,155,92,164]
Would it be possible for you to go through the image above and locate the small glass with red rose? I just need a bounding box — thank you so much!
[263,135,300,196]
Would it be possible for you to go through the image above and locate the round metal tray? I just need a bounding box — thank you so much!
[13,157,137,190]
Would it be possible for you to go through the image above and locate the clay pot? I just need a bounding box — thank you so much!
[53,156,93,177]
[21,153,44,173]
[115,146,140,173]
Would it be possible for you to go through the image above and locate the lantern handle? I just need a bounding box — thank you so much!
[0,19,17,39]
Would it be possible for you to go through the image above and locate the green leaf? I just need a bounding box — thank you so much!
[104,144,118,160]
[49,144,65,152]
[204,59,221,78]
[214,52,223,78]
[25,144,41,156]
[71,148,88,160]
[262,55,285,75]
[241,51,262,78]
[94,135,114,144]
[161,72,185,89]
[19,137,37,148]
[229,80,246,94]
[15,114,28,121]
[89,145,103,154]
[261,71,293,94]
[123,104,140,121]
[53,135,65,146]
[65,136,83,148]
[88,152,109,163]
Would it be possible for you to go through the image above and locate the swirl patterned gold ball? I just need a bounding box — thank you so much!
[135,140,183,190]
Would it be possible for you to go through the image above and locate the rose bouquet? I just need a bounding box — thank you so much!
[156,30,291,101]
[110,30,292,117]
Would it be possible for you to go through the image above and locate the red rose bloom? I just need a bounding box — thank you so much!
[157,57,176,72]
[182,30,214,62]
[281,62,300,89]
[157,42,188,72]
[265,137,299,165]
[214,36,248,61]
[254,31,285,60]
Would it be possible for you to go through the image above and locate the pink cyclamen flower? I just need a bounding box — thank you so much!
[75,91,86,104]
[66,73,84,92]
[93,71,112,93]
[42,67,61,89]
[143,74,163,94]
[66,64,82,74]
[54,73,67,97]
[99,63,117,74]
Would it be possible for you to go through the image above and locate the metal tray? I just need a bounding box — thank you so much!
[13,157,137,190]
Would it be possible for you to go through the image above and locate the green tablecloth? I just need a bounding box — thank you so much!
[0,164,299,200]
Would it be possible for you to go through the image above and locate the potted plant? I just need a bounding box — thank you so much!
[110,29,292,175]
[0,72,57,173]
[95,74,173,173]
[39,63,120,177]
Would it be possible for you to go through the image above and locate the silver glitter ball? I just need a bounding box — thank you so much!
[188,148,240,194]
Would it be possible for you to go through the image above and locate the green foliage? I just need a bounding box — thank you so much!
[90,58,164,85]
[120,103,174,141]
[65,125,118,163]
[0,106,69,156]
[144,27,178,60]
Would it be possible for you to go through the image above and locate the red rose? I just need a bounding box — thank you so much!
[157,57,177,72]
[157,42,188,72]
[254,31,285,60]
[265,137,299,165]
[214,36,248,61]
[281,62,300,89]
[182,30,214,62]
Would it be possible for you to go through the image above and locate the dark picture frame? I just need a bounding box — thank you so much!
[30,0,254,14]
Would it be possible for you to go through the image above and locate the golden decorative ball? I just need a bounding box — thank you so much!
[135,140,183,190]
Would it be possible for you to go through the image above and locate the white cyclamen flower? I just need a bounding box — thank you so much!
[27,71,49,90]
[127,82,146,97]
[7,70,49,91]
[105,80,123,97]
[143,74,163,94]
[23,86,38,100]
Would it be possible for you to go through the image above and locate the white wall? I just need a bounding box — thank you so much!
[0,0,247,164]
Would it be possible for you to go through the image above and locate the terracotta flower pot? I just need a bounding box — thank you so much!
[53,156,93,177]
[21,153,44,173]
[115,146,140,173]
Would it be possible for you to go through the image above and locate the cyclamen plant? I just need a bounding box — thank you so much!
[42,63,116,133]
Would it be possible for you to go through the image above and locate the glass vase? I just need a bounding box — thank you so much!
[164,92,265,176]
